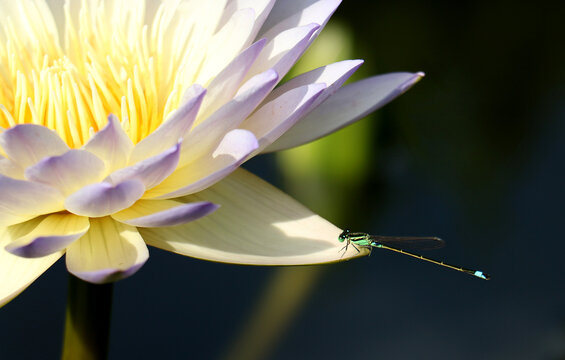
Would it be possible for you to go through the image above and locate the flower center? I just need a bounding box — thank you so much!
[0,1,193,148]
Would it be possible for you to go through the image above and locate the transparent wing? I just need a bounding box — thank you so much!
[368,235,445,251]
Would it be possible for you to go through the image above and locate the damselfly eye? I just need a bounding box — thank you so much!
[338,229,351,242]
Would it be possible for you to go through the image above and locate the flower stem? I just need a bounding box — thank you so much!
[62,274,113,360]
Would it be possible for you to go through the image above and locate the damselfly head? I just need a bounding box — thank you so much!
[338,229,351,242]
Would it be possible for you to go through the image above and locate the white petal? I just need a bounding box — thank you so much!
[241,83,326,151]
[64,179,145,218]
[5,214,89,258]
[180,69,278,166]
[220,0,275,41]
[259,0,340,44]
[266,72,425,152]
[197,39,267,122]
[144,129,258,199]
[0,125,69,169]
[0,175,64,227]
[129,85,205,164]
[140,168,367,264]
[83,115,134,173]
[24,150,106,195]
[111,199,218,227]
[0,226,63,308]
[66,217,149,284]
[108,143,180,190]
[244,23,320,84]
[0,155,24,179]
[196,8,256,85]
[263,59,363,112]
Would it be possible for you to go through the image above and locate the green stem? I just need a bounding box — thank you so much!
[61,274,113,360]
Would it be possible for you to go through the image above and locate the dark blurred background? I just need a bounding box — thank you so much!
[2,1,565,359]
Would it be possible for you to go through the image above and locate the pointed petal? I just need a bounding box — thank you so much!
[259,0,340,44]
[129,85,205,164]
[196,8,256,85]
[111,199,218,227]
[265,72,425,152]
[180,69,278,166]
[197,39,267,122]
[0,175,64,227]
[263,59,363,112]
[0,125,68,168]
[241,83,326,151]
[24,150,106,195]
[145,129,258,199]
[0,227,63,308]
[64,179,145,217]
[108,143,180,190]
[83,115,134,173]
[221,0,275,42]
[66,217,149,284]
[140,168,367,264]
[245,23,319,84]
[5,214,89,258]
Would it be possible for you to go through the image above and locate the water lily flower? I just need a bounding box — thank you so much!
[0,0,423,307]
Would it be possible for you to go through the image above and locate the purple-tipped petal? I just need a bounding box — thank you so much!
[66,217,149,284]
[179,69,278,167]
[198,39,267,121]
[245,23,320,84]
[0,175,64,227]
[221,0,275,42]
[241,83,326,151]
[24,149,106,195]
[259,0,340,45]
[83,115,134,172]
[65,179,145,217]
[264,59,364,111]
[112,200,219,227]
[139,168,368,265]
[129,85,205,164]
[145,129,259,199]
[108,143,180,190]
[0,124,68,168]
[265,72,425,152]
[5,214,89,258]
[0,228,63,307]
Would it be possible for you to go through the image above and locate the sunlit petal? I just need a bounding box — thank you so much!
[65,179,145,217]
[108,143,180,190]
[244,23,320,84]
[5,214,89,258]
[0,227,63,307]
[266,72,425,152]
[24,150,106,195]
[112,199,219,227]
[129,85,205,164]
[145,129,259,199]
[66,217,148,284]
[0,125,68,169]
[180,69,278,166]
[141,168,368,264]
[263,59,364,114]
[259,0,341,44]
[83,115,134,173]
[241,83,326,151]
[197,39,267,122]
[0,175,64,227]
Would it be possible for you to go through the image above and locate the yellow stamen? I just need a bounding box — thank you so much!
[0,0,199,147]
